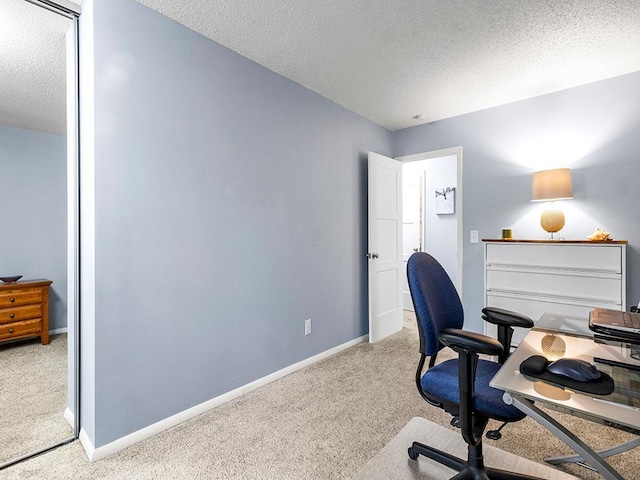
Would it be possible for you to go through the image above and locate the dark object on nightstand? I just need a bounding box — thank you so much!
[0,275,23,284]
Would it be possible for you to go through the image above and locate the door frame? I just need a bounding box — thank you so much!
[65,2,81,440]
[29,0,82,440]
[397,147,463,296]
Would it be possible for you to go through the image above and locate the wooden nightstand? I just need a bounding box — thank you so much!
[0,279,53,345]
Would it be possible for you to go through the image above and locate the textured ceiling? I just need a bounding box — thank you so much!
[0,0,73,135]
[138,0,640,131]
[4,0,640,134]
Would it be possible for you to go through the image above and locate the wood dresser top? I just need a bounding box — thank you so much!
[0,279,52,290]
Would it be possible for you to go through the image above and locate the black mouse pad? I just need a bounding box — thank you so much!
[519,355,614,395]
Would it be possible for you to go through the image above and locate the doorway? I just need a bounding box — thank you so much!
[399,148,462,310]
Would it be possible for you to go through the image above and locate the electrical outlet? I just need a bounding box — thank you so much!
[305,319,312,336]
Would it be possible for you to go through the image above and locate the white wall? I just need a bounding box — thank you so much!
[424,155,458,286]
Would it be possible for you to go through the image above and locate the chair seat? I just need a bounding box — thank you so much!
[421,358,526,422]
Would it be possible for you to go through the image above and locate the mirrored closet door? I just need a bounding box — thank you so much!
[0,0,78,468]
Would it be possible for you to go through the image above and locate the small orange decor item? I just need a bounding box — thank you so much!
[587,227,612,241]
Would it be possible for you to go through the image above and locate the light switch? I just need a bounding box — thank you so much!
[470,230,479,244]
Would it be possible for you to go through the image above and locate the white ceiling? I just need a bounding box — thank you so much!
[4,0,640,134]
[0,0,72,135]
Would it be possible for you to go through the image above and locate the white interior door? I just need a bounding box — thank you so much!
[368,152,403,343]
[402,164,422,310]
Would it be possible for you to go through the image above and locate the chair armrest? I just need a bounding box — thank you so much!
[482,307,534,328]
[439,328,503,356]
[440,328,504,447]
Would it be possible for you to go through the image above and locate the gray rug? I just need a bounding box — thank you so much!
[355,417,580,479]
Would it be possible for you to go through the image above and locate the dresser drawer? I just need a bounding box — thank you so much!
[0,319,42,340]
[0,304,42,324]
[486,268,623,304]
[0,288,43,307]
[486,243,623,273]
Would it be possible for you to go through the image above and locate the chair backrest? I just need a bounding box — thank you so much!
[407,252,464,356]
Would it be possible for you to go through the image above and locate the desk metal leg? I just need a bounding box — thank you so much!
[504,393,625,480]
[544,436,640,466]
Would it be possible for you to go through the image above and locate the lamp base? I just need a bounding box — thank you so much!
[540,203,565,235]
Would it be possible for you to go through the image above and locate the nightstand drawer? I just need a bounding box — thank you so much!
[0,304,42,324]
[0,280,52,345]
[0,288,43,307]
[0,319,42,340]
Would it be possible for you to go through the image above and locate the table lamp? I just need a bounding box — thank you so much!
[531,168,573,238]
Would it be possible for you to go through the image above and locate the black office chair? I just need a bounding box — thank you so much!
[406,252,538,480]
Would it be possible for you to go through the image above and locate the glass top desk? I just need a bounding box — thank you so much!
[491,313,640,480]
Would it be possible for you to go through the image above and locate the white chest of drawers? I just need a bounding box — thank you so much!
[483,240,627,346]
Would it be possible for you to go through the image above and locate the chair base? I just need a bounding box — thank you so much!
[449,416,505,440]
[408,441,543,480]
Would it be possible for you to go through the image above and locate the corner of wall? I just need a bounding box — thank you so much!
[78,428,96,462]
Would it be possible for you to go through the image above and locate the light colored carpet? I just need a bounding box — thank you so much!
[355,416,580,479]
[0,334,72,465]
[3,314,639,479]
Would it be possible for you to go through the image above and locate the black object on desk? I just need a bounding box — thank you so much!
[594,331,640,346]
[520,355,614,395]
[589,308,640,343]
[594,356,640,373]
[547,358,601,381]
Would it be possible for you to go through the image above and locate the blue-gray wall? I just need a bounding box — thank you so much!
[0,124,67,331]
[83,0,392,446]
[393,70,640,333]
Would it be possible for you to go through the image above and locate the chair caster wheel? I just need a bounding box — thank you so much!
[486,430,502,440]
[408,447,419,460]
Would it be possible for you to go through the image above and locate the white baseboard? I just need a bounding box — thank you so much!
[64,407,75,428]
[81,334,368,462]
[79,428,95,461]
[50,327,68,335]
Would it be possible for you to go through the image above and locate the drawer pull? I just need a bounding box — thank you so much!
[9,313,14,319]
[10,298,15,303]
[8,328,13,333]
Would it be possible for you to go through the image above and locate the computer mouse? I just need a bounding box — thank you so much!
[546,358,602,382]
